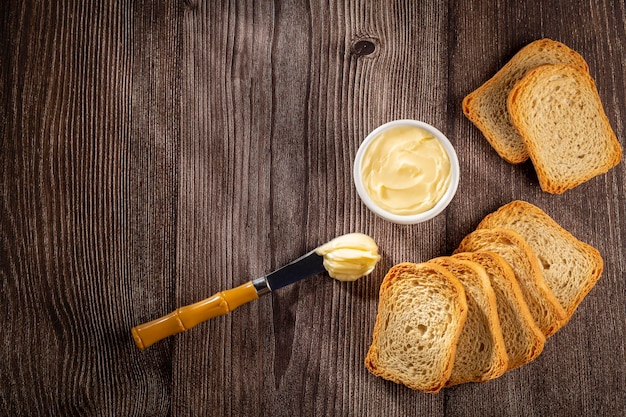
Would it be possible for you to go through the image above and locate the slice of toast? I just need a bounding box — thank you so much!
[365,262,468,393]
[508,64,622,193]
[454,228,566,337]
[477,200,604,321]
[453,251,545,370]
[463,39,589,164]
[428,257,508,386]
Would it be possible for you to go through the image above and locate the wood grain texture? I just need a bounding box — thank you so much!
[1,0,625,416]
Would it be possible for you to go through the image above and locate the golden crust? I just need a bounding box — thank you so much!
[454,228,567,337]
[477,200,604,319]
[453,251,546,370]
[507,64,622,194]
[365,262,467,393]
[463,39,589,164]
[428,256,509,385]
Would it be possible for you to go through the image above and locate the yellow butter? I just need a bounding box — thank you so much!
[360,125,451,215]
[315,233,380,282]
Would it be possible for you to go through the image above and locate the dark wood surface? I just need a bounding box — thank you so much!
[2,1,625,416]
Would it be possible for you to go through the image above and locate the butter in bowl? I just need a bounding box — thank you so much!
[353,119,459,224]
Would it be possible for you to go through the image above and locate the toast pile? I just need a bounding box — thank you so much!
[463,39,622,193]
[365,200,602,392]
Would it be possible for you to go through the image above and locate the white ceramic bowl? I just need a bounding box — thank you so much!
[353,119,460,224]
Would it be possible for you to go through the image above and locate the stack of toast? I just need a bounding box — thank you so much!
[365,200,603,393]
[463,39,622,193]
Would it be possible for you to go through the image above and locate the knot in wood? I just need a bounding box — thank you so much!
[352,39,376,56]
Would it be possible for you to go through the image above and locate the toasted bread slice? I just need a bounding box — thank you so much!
[454,228,566,337]
[453,252,545,370]
[365,262,468,393]
[428,257,508,385]
[463,39,589,164]
[477,200,604,321]
[508,64,622,193]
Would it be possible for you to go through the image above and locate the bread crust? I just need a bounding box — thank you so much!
[454,228,567,337]
[428,257,508,385]
[463,39,589,164]
[365,262,468,393]
[507,64,622,193]
[477,200,604,320]
[453,251,545,370]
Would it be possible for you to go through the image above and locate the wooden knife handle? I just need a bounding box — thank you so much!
[131,281,259,349]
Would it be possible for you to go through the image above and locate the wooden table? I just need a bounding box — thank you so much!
[2,1,625,415]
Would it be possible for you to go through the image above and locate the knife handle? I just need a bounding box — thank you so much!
[131,281,259,349]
